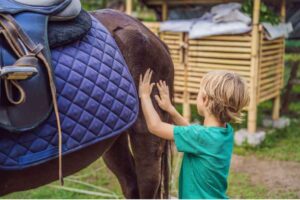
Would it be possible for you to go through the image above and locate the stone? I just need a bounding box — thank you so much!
[234,129,247,146]
[263,117,290,129]
[272,117,290,129]
[235,129,266,146]
[262,118,273,128]
[247,130,266,146]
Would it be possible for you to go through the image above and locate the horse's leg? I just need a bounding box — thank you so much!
[129,111,168,199]
[103,132,139,198]
[129,133,164,198]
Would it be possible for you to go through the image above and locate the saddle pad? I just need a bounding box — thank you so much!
[0,16,139,170]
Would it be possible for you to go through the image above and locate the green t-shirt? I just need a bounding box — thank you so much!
[174,124,234,199]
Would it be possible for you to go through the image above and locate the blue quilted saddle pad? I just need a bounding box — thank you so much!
[0,16,139,170]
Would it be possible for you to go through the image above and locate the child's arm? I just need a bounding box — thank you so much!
[155,81,189,126]
[139,69,174,140]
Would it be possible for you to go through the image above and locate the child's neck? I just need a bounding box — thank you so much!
[203,114,226,128]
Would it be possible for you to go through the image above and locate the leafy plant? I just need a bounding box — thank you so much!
[242,0,280,25]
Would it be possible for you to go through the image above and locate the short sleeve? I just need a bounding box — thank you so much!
[174,125,204,154]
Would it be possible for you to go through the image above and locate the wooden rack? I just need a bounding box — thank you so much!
[128,0,286,133]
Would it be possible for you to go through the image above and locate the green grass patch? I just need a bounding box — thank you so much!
[234,119,300,162]
[228,171,298,198]
[3,159,123,199]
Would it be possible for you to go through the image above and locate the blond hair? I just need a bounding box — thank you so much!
[200,71,250,123]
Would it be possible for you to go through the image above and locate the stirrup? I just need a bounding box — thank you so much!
[0,66,38,80]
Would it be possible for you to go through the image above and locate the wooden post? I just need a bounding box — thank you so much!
[248,0,261,133]
[280,0,286,22]
[162,1,168,21]
[126,0,132,15]
[183,33,191,121]
[272,0,285,120]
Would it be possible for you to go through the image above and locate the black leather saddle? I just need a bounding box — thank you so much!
[0,0,91,132]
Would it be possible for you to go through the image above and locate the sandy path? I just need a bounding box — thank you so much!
[231,155,300,197]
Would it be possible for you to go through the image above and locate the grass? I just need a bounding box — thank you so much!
[3,159,123,199]
[228,171,298,198]
[234,118,300,162]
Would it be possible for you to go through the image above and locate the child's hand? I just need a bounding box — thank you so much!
[139,69,155,98]
[155,80,174,113]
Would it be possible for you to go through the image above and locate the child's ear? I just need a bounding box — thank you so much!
[203,95,209,107]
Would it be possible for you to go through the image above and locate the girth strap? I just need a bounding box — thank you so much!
[0,14,63,184]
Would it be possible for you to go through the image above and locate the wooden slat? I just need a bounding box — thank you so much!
[262,44,284,51]
[260,54,282,62]
[162,32,183,36]
[260,76,281,85]
[260,64,281,73]
[188,82,205,88]
[166,43,181,49]
[260,81,281,91]
[174,80,185,85]
[189,46,251,53]
[169,49,180,54]
[187,87,200,93]
[187,67,251,77]
[262,39,283,45]
[261,49,282,56]
[199,35,251,41]
[188,62,251,71]
[259,91,280,103]
[261,59,282,67]
[260,86,281,97]
[188,52,251,59]
[188,74,251,84]
[188,40,251,47]
[260,69,282,78]
[187,57,251,65]
[161,35,182,40]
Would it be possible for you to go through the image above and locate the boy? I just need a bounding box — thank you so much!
[139,69,250,199]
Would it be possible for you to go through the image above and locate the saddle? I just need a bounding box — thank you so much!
[0,0,88,183]
[0,17,139,172]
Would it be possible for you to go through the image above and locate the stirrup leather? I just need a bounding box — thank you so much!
[0,13,64,184]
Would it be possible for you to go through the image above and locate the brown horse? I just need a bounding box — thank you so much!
[0,9,174,199]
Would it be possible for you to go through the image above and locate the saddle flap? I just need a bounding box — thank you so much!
[0,12,54,132]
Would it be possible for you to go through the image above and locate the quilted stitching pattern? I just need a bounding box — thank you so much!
[0,16,139,169]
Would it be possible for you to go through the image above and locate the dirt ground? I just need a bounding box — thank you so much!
[231,155,300,198]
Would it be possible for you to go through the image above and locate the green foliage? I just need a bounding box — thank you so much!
[82,0,107,10]
[241,0,280,25]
